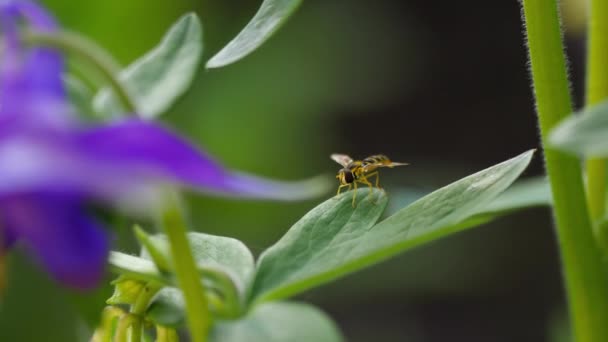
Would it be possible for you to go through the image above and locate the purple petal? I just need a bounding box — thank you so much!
[0,0,72,134]
[74,119,329,200]
[0,192,108,289]
[10,0,58,31]
[0,120,327,204]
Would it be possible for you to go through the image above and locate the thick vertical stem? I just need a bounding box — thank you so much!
[520,0,608,341]
[585,0,608,221]
[160,194,211,342]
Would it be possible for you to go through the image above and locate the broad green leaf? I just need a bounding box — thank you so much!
[106,276,146,305]
[387,176,550,217]
[550,100,608,155]
[251,150,534,304]
[252,187,388,303]
[140,232,255,295]
[94,13,203,118]
[108,251,165,284]
[209,302,343,342]
[206,0,302,68]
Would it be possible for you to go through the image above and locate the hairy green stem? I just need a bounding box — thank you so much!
[585,0,608,221]
[520,0,608,341]
[24,30,137,113]
[160,194,211,342]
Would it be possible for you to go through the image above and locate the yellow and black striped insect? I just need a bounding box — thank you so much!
[331,154,408,206]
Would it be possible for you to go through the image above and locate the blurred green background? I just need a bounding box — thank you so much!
[0,0,589,341]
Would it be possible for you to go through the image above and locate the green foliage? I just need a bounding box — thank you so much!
[550,100,608,156]
[106,150,534,341]
[138,231,256,296]
[206,0,303,68]
[93,13,203,118]
[476,176,550,215]
[251,188,388,303]
[209,302,344,342]
[146,287,186,328]
[51,1,550,340]
[106,276,147,305]
[388,176,550,218]
[108,251,164,283]
[250,150,534,304]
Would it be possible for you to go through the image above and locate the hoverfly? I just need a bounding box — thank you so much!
[331,154,408,206]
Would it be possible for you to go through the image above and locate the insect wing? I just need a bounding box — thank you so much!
[363,161,408,172]
[386,162,409,167]
[331,154,353,167]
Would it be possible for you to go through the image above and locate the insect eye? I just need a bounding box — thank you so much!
[344,170,354,183]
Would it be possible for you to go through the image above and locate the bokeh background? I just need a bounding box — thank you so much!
[0,0,589,341]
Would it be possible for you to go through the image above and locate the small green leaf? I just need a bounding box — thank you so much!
[134,225,171,272]
[251,150,534,304]
[209,302,343,342]
[550,100,608,156]
[206,0,302,68]
[140,232,255,295]
[146,287,185,328]
[108,251,165,284]
[106,276,146,305]
[94,13,203,118]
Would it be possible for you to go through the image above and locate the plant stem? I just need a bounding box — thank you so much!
[520,1,608,341]
[160,194,211,342]
[92,306,124,342]
[156,326,179,342]
[131,282,162,315]
[585,0,608,221]
[129,282,162,342]
[114,314,137,342]
[24,30,137,113]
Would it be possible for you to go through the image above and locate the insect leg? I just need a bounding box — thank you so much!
[356,175,378,205]
[363,172,380,189]
[336,184,350,196]
[357,176,374,190]
[352,181,358,207]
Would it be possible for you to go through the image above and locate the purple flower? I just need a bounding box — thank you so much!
[0,1,326,289]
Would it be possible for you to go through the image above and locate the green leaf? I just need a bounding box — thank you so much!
[251,150,534,304]
[387,176,550,217]
[146,287,185,328]
[206,0,302,68]
[477,176,550,215]
[140,232,255,295]
[550,100,608,156]
[106,275,146,305]
[93,13,203,118]
[108,251,165,284]
[209,302,343,342]
[134,225,171,272]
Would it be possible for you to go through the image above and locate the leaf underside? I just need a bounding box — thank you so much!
[94,12,203,118]
[206,0,303,68]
